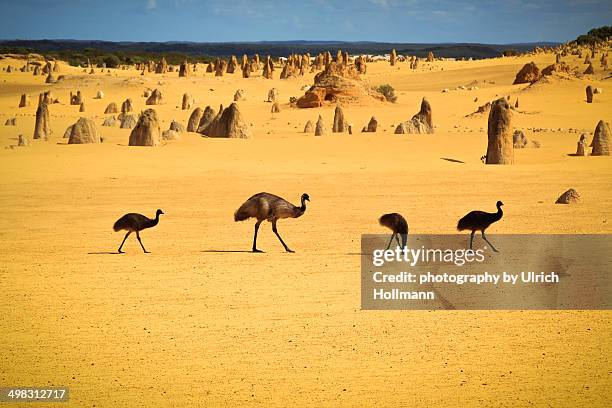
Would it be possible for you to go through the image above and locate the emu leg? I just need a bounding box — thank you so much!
[385,233,395,250]
[252,220,263,253]
[136,231,149,253]
[482,231,499,252]
[395,234,402,248]
[272,220,293,253]
[469,231,475,250]
[118,231,131,253]
[400,233,408,249]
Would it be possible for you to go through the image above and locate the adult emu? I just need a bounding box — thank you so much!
[457,201,503,252]
[113,209,164,253]
[379,213,409,250]
[234,192,309,253]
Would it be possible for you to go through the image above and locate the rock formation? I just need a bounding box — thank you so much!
[591,120,610,156]
[394,98,434,134]
[584,63,594,74]
[586,85,594,103]
[390,49,397,66]
[555,189,580,204]
[63,125,73,139]
[79,102,86,112]
[68,117,100,144]
[315,115,325,136]
[513,130,528,148]
[105,102,118,114]
[541,62,572,77]
[364,116,377,132]
[199,103,251,139]
[197,106,217,133]
[19,94,30,108]
[355,55,367,74]
[575,134,588,156]
[182,93,193,110]
[187,108,203,132]
[242,63,250,78]
[179,61,191,77]
[332,105,347,132]
[227,56,238,74]
[70,91,83,105]
[267,88,279,102]
[146,89,163,105]
[513,62,540,84]
[18,134,30,147]
[297,62,384,108]
[262,56,274,79]
[233,89,245,101]
[102,116,116,127]
[271,102,280,113]
[215,59,227,76]
[162,130,180,140]
[167,121,183,133]
[155,58,168,74]
[121,98,133,114]
[120,114,137,129]
[33,102,50,140]
[303,120,314,133]
[485,98,513,164]
[129,109,160,146]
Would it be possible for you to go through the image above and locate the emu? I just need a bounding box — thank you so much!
[234,192,309,253]
[457,201,503,252]
[113,209,164,253]
[379,213,409,249]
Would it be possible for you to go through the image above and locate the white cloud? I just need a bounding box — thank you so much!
[370,0,390,7]
[146,0,157,11]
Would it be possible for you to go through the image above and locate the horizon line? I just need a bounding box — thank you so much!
[0,38,566,46]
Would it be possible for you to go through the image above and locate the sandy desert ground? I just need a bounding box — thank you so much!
[0,52,611,407]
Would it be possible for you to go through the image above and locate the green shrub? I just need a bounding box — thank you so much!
[102,54,120,68]
[377,84,397,103]
[575,26,612,45]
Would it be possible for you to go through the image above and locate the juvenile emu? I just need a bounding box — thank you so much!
[457,201,503,252]
[234,193,309,253]
[379,213,409,249]
[113,209,164,253]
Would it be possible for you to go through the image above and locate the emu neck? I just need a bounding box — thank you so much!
[147,214,160,228]
[300,198,307,213]
[495,206,503,220]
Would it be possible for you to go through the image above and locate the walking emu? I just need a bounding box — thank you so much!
[457,201,503,252]
[113,209,164,253]
[234,192,309,253]
[379,213,409,249]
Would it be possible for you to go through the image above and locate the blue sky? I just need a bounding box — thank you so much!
[0,0,610,43]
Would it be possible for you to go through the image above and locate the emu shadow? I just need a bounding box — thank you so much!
[440,157,465,163]
[87,251,123,255]
[202,249,263,253]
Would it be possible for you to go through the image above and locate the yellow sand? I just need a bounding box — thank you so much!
[0,53,610,407]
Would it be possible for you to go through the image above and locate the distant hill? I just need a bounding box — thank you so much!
[0,39,560,60]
